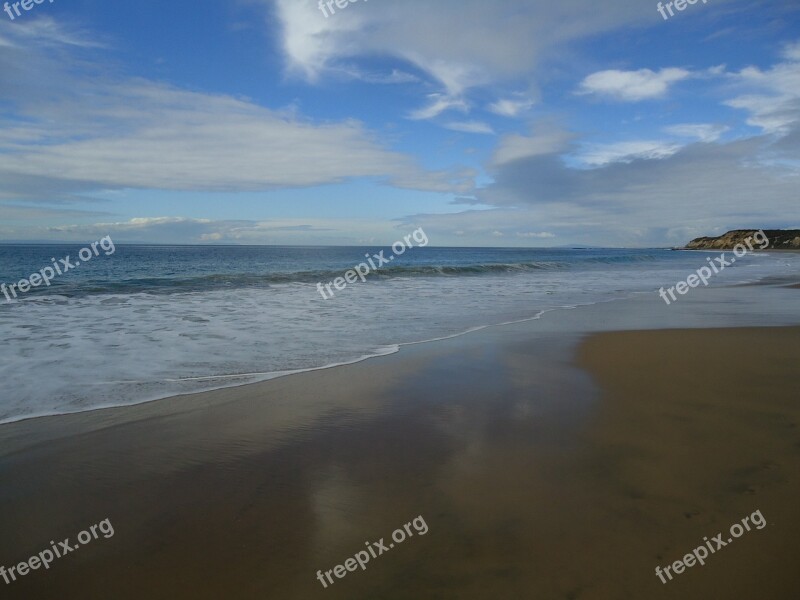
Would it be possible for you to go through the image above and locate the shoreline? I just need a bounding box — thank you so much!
[0,299,636,427]
[3,273,799,428]
[1,284,799,598]
[0,308,556,428]
[3,248,798,429]
[2,282,798,444]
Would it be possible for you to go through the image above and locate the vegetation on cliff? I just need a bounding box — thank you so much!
[685,230,800,250]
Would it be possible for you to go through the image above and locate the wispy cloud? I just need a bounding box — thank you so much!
[408,94,468,120]
[269,0,658,120]
[577,140,683,166]
[516,231,555,238]
[443,121,495,134]
[29,216,422,245]
[578,68,691,101]
[0,20,471,201]
[488,96,536,117]
[724,41,800,133]
[664,123,730,142]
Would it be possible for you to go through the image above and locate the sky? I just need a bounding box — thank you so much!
[0,0,798,247]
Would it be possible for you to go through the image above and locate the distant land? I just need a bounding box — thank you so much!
[684,229,800,250]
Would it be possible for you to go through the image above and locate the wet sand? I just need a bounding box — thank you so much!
[576,327,800,598]
[0,318,798,598]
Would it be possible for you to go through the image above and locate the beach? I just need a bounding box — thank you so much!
[3,1,800,597]
[1,283,798,599]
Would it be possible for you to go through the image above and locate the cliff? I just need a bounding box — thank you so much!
[684,229,800,250]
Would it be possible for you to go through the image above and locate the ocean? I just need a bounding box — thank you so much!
[0,243,796,423]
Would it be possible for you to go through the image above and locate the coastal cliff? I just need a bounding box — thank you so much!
[685,229,800,250]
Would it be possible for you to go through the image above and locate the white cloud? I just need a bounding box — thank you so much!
[446,41,800,246]
[27,215,429,245]
[578,68,691,101]
[444,121,495,134]
[724,42,800,134]
[0,204,111,221]
[491,127,574,167]
[0,82,457,195]
[269,0,660,118]
[46,217,212,233]
[408,94,468,120]
[2,16,104,49]
[516,231,555,238]
[664,123,730,142]
[335,66,420,84]
[782,41,800,62]
[0,21,470,200]
[488,97,535,117]
[577,140,683,166]
[470,130,800,246]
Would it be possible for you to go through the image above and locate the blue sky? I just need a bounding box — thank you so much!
[0,0,799,246]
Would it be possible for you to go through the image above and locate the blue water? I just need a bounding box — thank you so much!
[0,244,797,423]
[0,245,690,296]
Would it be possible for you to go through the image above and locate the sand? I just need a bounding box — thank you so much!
[0,323,798,599]
[575,327,800,599]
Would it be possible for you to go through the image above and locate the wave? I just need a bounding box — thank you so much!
[7,254,666,299]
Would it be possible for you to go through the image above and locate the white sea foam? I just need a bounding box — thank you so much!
[0,252,796,424]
